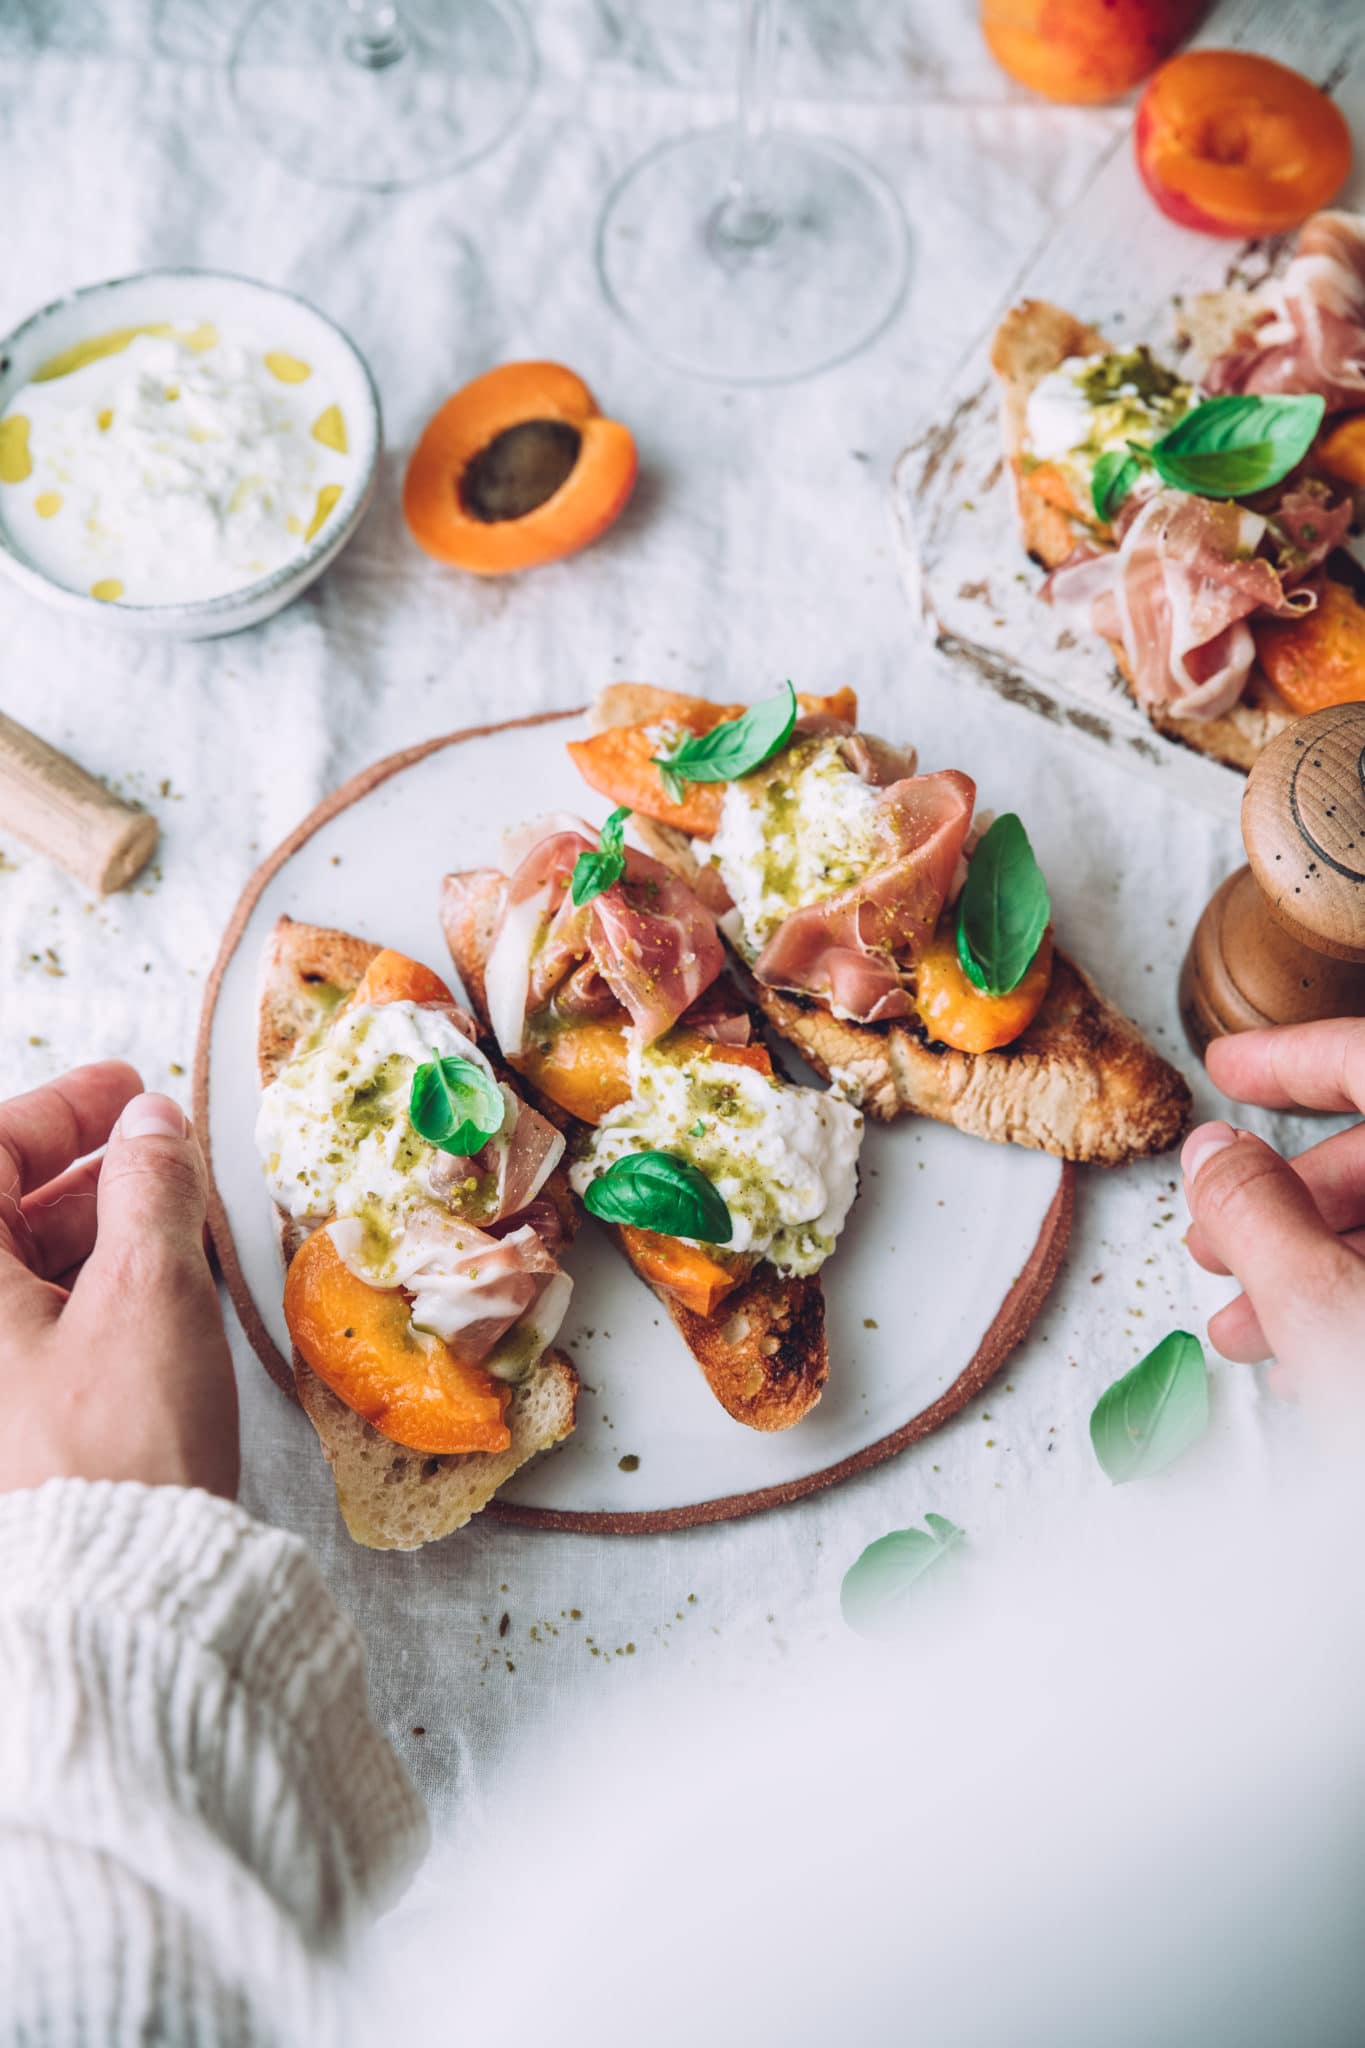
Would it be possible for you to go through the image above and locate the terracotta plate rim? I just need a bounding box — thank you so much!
[193,708,1075,1538]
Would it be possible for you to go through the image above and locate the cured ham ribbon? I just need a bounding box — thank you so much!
[1205,210,1365,415]
[752,767,976,1022]
[1042,486,1349,721]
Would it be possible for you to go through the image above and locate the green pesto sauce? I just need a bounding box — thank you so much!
[1072,348,1191,461]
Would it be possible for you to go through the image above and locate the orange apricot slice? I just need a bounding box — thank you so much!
[403,362,637,576]
[567,686,862,837]
[1316,417,1365,490]
[518,1016,634,1126]
[1254,579,1365,717]
[349,947,455,1010]
[915,928,1053,1054]
[284,1226,512,1455]
[1136,51,1352,237]
[616,1226,749,1319]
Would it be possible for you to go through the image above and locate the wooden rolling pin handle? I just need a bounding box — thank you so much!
[0,709,158,895]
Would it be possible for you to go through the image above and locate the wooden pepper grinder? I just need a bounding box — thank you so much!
[1181,703,1365,1057]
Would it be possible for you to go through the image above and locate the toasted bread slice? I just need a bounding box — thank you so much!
[440,874,829,1431]
[990,297,1294,776]
[257,914,579,1550]
[578,692,1189,1165]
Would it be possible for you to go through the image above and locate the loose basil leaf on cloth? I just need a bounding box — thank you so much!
[582,1150,733,1243]
[409,1051,506,1157]
[1090,1330,1209,1485]
[841,1513,964,1638]
[571,804,631,906]
[1148,392,1326,502]
[651,680,797,798]
[1091,447,1144,524]
[955,813,1051,998]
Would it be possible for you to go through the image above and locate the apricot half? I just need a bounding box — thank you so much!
[1136,51,1352,237]
[285,1226,512,1456]
[981,0,1201,106]
[404,362,637,576]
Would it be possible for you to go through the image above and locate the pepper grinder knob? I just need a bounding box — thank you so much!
[1180,703,1365,1059]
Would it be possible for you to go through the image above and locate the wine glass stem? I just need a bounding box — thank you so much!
[716,0,782,250]
[344,0,408,70]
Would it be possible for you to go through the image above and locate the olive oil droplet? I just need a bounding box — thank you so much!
[311,404,348,453]
[90,579,124,602]
[0,415,32,484]
[32,324,172,384]
[264,351,312,385]
[304,483,343,542]
[183,322,218,353]
[34,491,62,519]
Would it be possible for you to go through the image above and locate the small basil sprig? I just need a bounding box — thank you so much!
[1090,1330,1209,1485]
[571,805,631,907]
[1091,448,1144,524]
[651,681,797,803]
[1148,392,1325,499]
[409,1051,505,1157]
[955,813,1051,999]
[1094,392,1326,521]
[583,1150,733,1243]
[841,1514,963,1638]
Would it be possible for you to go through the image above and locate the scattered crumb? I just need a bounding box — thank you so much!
[618,1453,640,1472]
[498,1612,510,1638]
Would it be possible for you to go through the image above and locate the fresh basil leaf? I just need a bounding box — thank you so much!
[1091,447,1145,524]
[571,805,632,907]
[1089,1330,1209,1485]
[841,1514,963,1638]
[1149,393,1326,502]
[651,681,797,793]
[582,1149,733,1243]
[409,1051,505,1157]
[955,813,1051,998]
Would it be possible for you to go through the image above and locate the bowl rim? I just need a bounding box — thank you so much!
[0,264,383,624]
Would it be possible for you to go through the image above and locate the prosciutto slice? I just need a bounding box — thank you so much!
[496,820,725,1048]
[753,769,976,1023]
[1043,490,1319,721]
[1204,211,1365,413]
[425,1086,566,1222]
[328,1213,571,1367]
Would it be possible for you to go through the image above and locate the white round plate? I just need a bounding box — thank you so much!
[0,269,381,639]
[197,711,1072,1532]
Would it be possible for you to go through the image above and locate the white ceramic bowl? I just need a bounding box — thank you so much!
[0,269,381,640]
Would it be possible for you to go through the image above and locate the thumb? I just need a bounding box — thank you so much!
[1182,1121,1361,1368]
[91,1093,211,1272]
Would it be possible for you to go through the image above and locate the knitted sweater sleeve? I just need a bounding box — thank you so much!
[0,1479,428,2045]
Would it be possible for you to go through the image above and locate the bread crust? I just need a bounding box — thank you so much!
[621,814,1189,1166]
[990,296,1293,774]
[257,914,579,1550]
[439,876,832,1432]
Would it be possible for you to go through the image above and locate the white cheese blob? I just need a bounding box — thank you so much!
[1023,349,1192,504]
[256,1000,517,1247]
[570,1040,863,1277]
[699,735,882,962]
[0,323,354,605]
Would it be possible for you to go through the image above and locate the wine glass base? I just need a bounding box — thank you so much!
[597,126,910,384]
[230,0,534,191]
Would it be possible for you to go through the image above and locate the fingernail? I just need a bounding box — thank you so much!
[1182,1121,1238,1183]
[118,1093,187,1140]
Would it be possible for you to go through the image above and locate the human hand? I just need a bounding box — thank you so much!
[0,1062,238,1497]
[1182,1019,1365,1389]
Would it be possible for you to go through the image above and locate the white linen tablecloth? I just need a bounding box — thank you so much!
[0,0,1318,1840]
